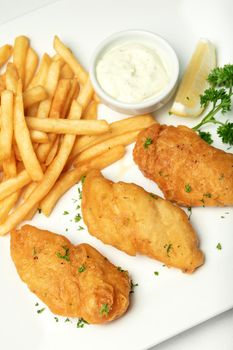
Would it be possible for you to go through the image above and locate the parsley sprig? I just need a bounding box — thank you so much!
[193,64,233,145]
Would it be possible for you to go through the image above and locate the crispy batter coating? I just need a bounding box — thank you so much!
[11,225,130,324]
[133,124,233,207]
[82,170,204,273]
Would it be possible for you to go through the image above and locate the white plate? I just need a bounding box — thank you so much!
[0,1,233,350]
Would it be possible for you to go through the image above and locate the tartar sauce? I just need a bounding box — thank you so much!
[96,42,169,103]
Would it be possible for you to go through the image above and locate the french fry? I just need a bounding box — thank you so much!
[36,78,71,162]
[23,182,38,221]
[0,78,93,235]
[2,151,17,179]
[60,63,74,79]
[24,47,39,89]
[77,77,94,110]
[0,170,31,201]
[23,86,47,108]
[29,130,49,143]
[0,44,13,68]
[45,137,60,166]
[25,117,109,135]
[61,78,79,118]
[5,63,19,93]
[0,90,14,161]
[0,74,6,94]
[13,36,29,87]
[14,80,44,181]
[0,192,20,224]
[40,145,125,216]
[73,131,139,166]
[53,35,87,85]
[26,103,39,117]
[36,61,61,119]
[27,53,51,90]
[82,100,98,120]
[70,114,155,159]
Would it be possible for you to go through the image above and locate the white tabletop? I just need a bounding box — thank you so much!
[0,1,232,349]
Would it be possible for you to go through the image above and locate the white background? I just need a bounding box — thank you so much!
[0,1,232,349]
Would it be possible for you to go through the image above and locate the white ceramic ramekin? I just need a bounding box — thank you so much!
[89,30,179,115]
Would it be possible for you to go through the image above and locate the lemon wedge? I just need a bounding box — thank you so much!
[170,39,216,117]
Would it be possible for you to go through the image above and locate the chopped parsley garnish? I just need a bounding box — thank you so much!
[37,308,45,314]
[76,204,80,210]
[216,243,222,250]
[38,208,42,214]
[78,265,86,273]
[186,96,190,100]
[144,137,153,149]
[77,318,88,328]
[56,246,70,262]
[187,207,192,220]
[168,111,172,115]
[35,302,39,306]
[117,266,126,272]
[221,216,225,219]
[100,303,109,316]
[81,175,86,184]
[198,131,213,145]
[185,184,192,193]
[74,213,82,223]
[154,271,159,276]
[78,225,84,231]
[78,188,82,200]
[54,317,59,322]
[65,318,70,322]
[164,243,173,257]
[130,281,139,294]
[149,193,158,199]
[63,210,69,215]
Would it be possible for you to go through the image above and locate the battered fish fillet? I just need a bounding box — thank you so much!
[133,124,233,207]
[82,170,204,273]
[11,225,130,324]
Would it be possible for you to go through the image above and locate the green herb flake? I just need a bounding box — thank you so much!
[185,184,192,193]
[187,207,192,220]
[76,204,80,210]
[37,308,45,314]
[77,318,88,328]
[77,225,84,231]
[164,243,173,257]
[54,317,59,322]
[81,175,86,185]
[168,111,172,115]
[144,138,153,149]
[78,265,86,273]
[56,246,70,262]
[74,213,82,223]
[130,281,139,294]
[63,210,69,215]
[154,271,159,276]
[186,96,190,100]
[100,303,109,316]
[78,188,82,200]
[65,318,70,322]
[35,302,39,306]
[117,266,126,272]
[216,243,222,250]
[198,131,213,145]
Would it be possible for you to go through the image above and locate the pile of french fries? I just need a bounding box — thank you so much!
[0,35,155,236]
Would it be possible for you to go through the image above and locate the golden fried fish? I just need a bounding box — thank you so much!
[133,124,233,207]
[82,170,204,273]
[11,225,130,324]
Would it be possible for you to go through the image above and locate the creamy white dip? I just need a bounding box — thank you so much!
[96,42,169,103]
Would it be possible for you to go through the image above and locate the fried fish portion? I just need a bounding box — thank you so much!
[11,225,130,324]
[82,170,204,273]
[133,124,233,207]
